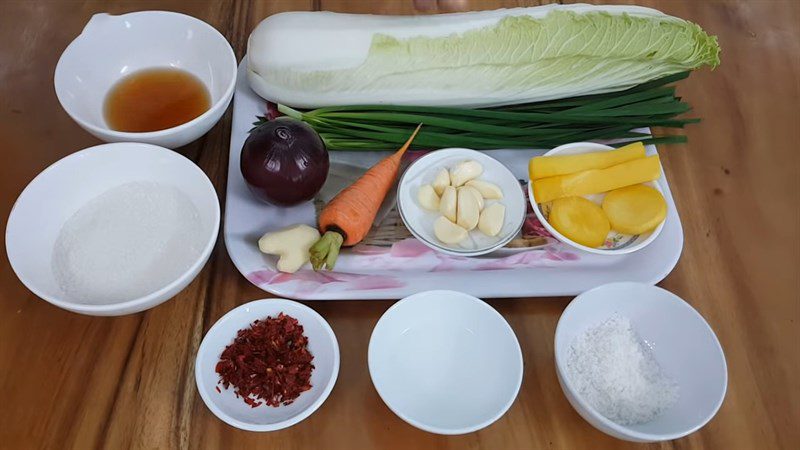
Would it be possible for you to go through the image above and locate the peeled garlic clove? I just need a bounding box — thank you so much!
[478,203,505,236]
[434,216,468,244]
[417,184,440,211]
[439,186,457,222]
[450,160,483,187]
[465,180,503,200]
[432,168,450,196]
[456,187,480,230]
[459,185,484,211]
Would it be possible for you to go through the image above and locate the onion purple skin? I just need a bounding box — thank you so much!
[241,117,329,206]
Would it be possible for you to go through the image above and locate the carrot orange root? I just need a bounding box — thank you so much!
[311,125,421,271]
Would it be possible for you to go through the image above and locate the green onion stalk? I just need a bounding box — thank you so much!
[262,72,698,151]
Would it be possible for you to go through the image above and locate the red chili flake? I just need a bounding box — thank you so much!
[215,312,314,407]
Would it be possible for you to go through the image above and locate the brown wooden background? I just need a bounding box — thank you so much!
[1,1,798,449]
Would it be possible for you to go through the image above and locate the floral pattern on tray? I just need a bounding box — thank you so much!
[247,238,578,295]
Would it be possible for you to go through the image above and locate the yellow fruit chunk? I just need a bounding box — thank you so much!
[602,184,667,235]
[529,142,645,180]
[532,155,661,204]
[549,196,610,248]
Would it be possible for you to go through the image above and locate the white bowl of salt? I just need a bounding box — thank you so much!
[6,142,219,315]
[554,282,727,442]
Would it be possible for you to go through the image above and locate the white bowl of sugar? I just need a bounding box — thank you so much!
[554,282,727,442]
[6,142,220,315]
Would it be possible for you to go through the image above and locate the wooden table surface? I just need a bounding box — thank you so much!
[1,1,798,449]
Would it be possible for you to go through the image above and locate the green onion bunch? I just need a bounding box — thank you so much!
[263,72,698,151]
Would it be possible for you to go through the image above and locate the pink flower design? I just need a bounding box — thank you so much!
[246,238,579,296]
[390,239,432,257]
[523,213,553,239]
[468,245,578,270]
[350,244,391,255]
[431,254,471,272]
[246,268,404,295]
[543,246,580,261]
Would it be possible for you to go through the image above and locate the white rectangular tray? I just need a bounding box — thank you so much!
[225,61,683,300]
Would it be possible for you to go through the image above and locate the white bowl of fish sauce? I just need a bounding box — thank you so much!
[55,11,237,148]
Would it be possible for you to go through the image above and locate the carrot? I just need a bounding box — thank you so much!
[310,124,421,270]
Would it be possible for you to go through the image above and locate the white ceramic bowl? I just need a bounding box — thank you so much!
[195,299,340,432]
[5,142,220,315]
[554,282,727,442]
[397,148,526,256]
[369,290,523,434]
[54,11,237,148]
[528,142,666,255]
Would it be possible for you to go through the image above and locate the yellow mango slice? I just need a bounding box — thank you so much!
[602,184,667,235]
[549,196,610,248]
[532,155,661,204]
[529,142,645,180]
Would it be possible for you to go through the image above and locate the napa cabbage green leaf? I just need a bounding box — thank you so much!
[257,11,720,107]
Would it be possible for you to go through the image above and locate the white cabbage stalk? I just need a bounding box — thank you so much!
[247,4,719,108]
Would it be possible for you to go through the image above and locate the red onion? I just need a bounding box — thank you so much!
[241,117,329,206]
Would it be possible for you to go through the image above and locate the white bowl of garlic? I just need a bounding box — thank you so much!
[397,149,526,257]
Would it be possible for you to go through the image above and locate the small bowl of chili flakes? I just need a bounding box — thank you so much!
[195,298,339,431]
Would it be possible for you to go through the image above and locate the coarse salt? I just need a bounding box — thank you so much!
[52,182,205,304]
[566,314,679,425]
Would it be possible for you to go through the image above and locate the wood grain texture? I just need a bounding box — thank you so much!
[0,1,798,449]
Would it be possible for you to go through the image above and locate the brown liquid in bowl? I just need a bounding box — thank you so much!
[103,68,211,133]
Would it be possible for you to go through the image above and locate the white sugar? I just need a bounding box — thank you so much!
[566,314,679,425]
[52,182,205,304]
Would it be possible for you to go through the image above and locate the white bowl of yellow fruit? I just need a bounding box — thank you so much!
[528,142,667,255]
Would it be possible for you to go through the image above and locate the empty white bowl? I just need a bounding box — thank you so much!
[554,282,727,442]
[195,299,340,432]
[528,142,666,254]
[397,148,526,257]
[54,11,237,148]
[369,290,523,434]
[5,142,220,315]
